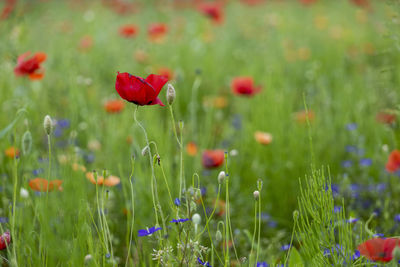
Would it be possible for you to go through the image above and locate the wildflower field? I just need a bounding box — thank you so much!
[1,0,400,266]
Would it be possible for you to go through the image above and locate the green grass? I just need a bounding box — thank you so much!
[0,0,400,266]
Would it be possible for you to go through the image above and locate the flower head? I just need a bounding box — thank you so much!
[197,257,212,267]
[115,72,168,106]
[202,149,225,168]
[104,99,125,113]
[386,150,400,173]
[198,3,224,24]
[138,226,161,237]
[357,238,400,262]
[119,24,138,38]
[148,23,168,42]
[254,131,273,145]
[0,231,11,250]
[14,52,47,80]
[170,218,190,223]
[29,178,63,192]
[231,77,261,96]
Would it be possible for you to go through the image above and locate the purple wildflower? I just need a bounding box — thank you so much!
[138,226,162,237]
[170,218,190,223]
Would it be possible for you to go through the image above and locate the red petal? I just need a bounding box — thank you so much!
[115,72,152,105]
[145,74,168,95]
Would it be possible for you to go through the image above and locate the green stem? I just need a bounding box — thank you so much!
[256,190,262,264]
[249,201,257,265]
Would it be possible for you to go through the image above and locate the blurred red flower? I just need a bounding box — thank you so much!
[376,111,396,125]
[299,0,318,5]
[78,35,93,51]
[231,77,261,96]
[0,231,11,250]
[14,52,47,80]
[198,3,224,24]
[386,150,400,173]
[104,99,125,113]
[357,238,400,262]
[115,72,168,106]
[0,0,16,20]
[148,23,168,42]
[29,178,63,192]
[295,110,315,123]
[157,67,174,81]
[202,149,225,168]
[350,0,370,8]
[240,0,265,6]
[103,0,136,15]
[119,24,138,38]
[4,147,19,158]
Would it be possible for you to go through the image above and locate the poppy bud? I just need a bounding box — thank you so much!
[166,84,176,105]
[22,130,32,155]
[141,145,149,156]
[215,230,222,242]
[218,171,225,184]
[43,115,53,135]
[20,188,29,198]
[253,190,260,201]
[84,254,93,263]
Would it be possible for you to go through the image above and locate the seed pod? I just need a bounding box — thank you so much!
[192,213,201,225]
[166,84,176,105]
[218,171,225,184]
[43,115,53,135]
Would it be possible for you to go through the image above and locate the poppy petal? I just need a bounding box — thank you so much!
[145,74,168,94]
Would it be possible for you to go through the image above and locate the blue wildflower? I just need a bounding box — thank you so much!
[395,214,400,223]
[0,217,8,223]
[346,123,357,131]
[359,158,372,167]
[197,257,212,267]
[32,168,44,176]
[138,226,162,237]
[105,253,110,259]
[346,217,358,223]
[352,250,360,260]
[232,114,242,130]
[373,233,384,238]
[174,198,181,206]
[170,218,190,223]
[345,145,358,153]
[334,206,342,213]
[257,262,269,267]
[341,160,353,168]
[281,244,291,251]
[57,119,70,129]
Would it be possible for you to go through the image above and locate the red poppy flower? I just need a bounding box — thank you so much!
[115,72,168,106]
[0,231,11,250]
[0,0,16,20]
[202,149,225,168]
[119,24,138,38]
[14,52,47,80]
[198,3,224,24]
[104,99,125,113]
[148,23,168,42]
[157,67,174,81]
[376,111,396,125]
[103,0,136,15]
[357,238,400,262]
[386,150,400,173]
[231,77,261,96]
[299,0,318,5]
[350,0,370,8]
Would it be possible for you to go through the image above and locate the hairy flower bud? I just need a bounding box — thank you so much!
[43,115,53,135]
[218,171,225,184]
[22,130,32,155]
[166,84,176,105]
[192,213,201,225]
[215,230,222,242]
[253,190,260,201]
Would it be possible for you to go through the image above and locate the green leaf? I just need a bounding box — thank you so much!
[289,247,304,267]
[0,108,27,139]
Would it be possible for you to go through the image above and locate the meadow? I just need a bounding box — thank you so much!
[0,0,400,266]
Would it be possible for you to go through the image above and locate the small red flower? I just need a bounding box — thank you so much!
[198,3,224,24]
[350,0,370,8]
[376,111,396,125]
[157,67,174,81]
[357,238,400,262]
[0,0,16,20]
[0,231,11,250]
[386,150,400,173]
[299,0,318,5]
[78,35,93,51]
[231,77,261,96]
[14,52,47,80]
[202,149,225,169]
[104,99,125,113]
[119,24,138,38]
[148,23,168,42]
[115,72,168,106]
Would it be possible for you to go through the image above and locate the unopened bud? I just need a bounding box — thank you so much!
[253,190,260,201]
[141,145,149,156]
[218,171,226,184]
[84,254,93,264]
[192,213,201,225]
[293,210,299,221]
[167,84,176,105]
[43,115,53,135]
[215,230,222,242]
[22,130,32,155]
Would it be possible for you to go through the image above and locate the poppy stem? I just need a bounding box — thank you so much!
[249,201,257,266]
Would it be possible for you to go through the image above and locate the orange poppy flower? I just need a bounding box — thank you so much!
[104,99,125,113]
[186,142,198,156]
[85,172,120,187]
[29,178,63,192]
[357,238,399,262]
[294,110,315,123]
[157,67,174,81]
[254,131,273,145]
[4,147,19,158]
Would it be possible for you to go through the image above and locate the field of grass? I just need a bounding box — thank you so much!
[0,0,400,266]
